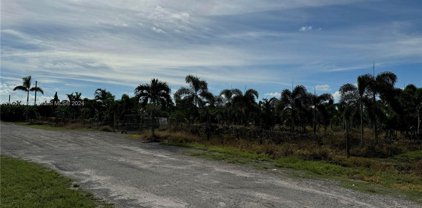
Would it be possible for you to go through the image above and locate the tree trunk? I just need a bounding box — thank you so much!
[34,81,38,106]
[345,118,350,158]
[373,94,378,143]
[313,105,317,136]
[26,90,29,106]
[418,107,420,135]
[360,101,364,145]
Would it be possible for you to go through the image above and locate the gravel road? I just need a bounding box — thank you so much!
[0,122,419,208]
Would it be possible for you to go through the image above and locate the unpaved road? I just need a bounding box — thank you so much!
[0,122,419,208]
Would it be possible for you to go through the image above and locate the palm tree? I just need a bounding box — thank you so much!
[175,75,213,108]
[13,76,31,105]
[339,83,359,158]
[219,88,242,124]
[13,76,44,106]
[95,89,114,107]
[357,74,372,145]
[310,93,333,135]
[232,89,259,125]
[94,89,115,124]
[67,92,82,103]
[259,97,278,129]
[281,85,308,132]
[135,79,173,136]
[219,89,240,106]
[31,81,44,105]
[50,92,60,106]
[359,71,397,142]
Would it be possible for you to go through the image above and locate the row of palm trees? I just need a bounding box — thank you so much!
[133,73,421,142]
[11,72,422,141]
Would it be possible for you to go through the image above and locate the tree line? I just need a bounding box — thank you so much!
[3,72,422,145]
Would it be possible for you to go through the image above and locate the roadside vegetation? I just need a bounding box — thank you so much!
[1,72,421,201]
[130,129,422,203]
[0,156,112,208]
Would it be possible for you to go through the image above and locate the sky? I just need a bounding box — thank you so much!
[1,0,422,104]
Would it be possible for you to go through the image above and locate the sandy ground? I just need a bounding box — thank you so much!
[0,122,419,208]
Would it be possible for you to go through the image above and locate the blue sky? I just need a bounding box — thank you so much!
[1,0,422,104]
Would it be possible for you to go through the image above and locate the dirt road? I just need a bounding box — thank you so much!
[0,122,418,208]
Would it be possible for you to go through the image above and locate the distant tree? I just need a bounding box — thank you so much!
[175,75,214,108]
[31,81,44,105]
[357,74,373,145]
[94,89,115,124]
[219,89,242,124]
[13,76,31,106]
[174,75,214,124]
[232,89,259,126]
[310,93,333,135]
[135,79,172,136]
[50,92,60,106]
[281,85,308,132]
[259,97,278,129]
[339,83,359,157]
[400,85,422,136]
[359,72,397,142]
[13,76,43,105]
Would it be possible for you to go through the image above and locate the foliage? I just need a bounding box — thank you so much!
[2,72,422,157]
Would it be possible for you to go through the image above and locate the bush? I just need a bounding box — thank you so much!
[1,104,32,121]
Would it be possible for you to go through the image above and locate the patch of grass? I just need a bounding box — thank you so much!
[162,140,422,204]
[0,156,112,208]
[394,150,422,162]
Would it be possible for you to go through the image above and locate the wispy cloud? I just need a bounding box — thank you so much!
[264,92,280,98]
[315,84,331,91]
[1,0,421,103]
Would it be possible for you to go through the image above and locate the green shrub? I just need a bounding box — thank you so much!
[1,104,31,121]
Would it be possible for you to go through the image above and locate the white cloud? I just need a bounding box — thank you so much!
[264,92,280,98]
[315,84,330,91]
[299,25,313,32]
[332,91,341,103]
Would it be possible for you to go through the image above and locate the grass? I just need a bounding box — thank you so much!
[161,139,422,204]
[0,156,112,208]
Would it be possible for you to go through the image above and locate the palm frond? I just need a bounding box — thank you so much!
[13,86,28,92]
[30,87,44,94]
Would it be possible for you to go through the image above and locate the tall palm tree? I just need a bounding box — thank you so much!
[94,89,115,124]
[13,76,44,105]
[219,89,241,124]
[13,76,30,105]
[31,81,44,105]
[360,71,397,142]
[175,75,213,108]
[310,93,333,135]
[281,85,308,132]
[232,89,259,125]
[135,79,172,107]
[339,83,359,158]
[357,74,373,145]
[135,79,173,136]
[259,97,278,129]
